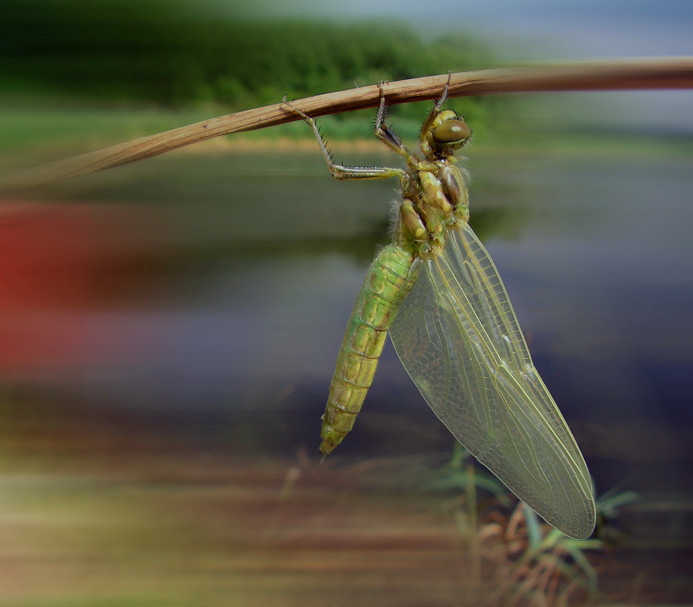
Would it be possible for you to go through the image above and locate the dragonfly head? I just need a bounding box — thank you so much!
[424,110,472,159]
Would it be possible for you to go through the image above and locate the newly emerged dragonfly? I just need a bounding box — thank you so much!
[284,80,596,539]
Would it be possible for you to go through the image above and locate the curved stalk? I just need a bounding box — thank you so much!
[3,57,693,189]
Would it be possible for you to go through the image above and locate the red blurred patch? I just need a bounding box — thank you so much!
[0,200,162,374]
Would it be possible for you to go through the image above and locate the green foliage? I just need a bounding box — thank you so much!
[1,1,496,111]
[502,505,604,606]
[431,446,638,606]
[427,442,512,507]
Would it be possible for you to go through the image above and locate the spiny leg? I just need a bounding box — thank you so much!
[373,82,419,166]
[282,96,402,181]
[419,72,453,140]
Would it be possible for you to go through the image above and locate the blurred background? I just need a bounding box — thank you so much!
[0,1,691,605]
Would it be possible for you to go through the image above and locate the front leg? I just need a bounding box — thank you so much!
[373,83,419,167]
[282,97,403,181]
[418,72,453,140]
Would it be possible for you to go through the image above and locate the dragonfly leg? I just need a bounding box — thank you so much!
[419,72,453,139]
[373,83,419,166]
[282,97,402,181]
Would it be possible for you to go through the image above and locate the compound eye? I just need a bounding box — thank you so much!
[432,119,471,143]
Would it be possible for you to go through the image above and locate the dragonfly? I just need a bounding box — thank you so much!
[283,79,596,539]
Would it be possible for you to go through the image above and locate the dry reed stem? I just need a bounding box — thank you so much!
[3,57,693,189]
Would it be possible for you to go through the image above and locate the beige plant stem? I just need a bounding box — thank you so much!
[3,57,693,189]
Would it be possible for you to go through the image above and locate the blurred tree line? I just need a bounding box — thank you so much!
[2,0,495,117]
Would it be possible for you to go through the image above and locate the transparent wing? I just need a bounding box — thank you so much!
[390,222,596,539]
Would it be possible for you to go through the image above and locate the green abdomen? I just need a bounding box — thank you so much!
[320,244,418,455]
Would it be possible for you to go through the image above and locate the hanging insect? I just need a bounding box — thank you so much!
[283,78,596,539]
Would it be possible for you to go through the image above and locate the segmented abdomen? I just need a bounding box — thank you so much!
[320,243,418,455]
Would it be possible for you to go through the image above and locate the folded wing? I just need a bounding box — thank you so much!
[390,222,595,539]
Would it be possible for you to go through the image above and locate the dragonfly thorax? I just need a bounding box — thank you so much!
[396,160,469,259]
